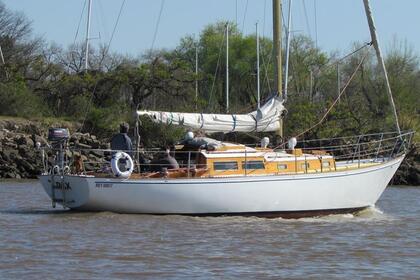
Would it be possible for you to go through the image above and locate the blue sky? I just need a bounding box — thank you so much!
[2,0,419,56]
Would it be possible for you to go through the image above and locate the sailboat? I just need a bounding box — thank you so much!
[39,0,413,218]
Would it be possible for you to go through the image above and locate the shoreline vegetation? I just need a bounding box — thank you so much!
[0,117,418,185]
[0,2,418,184]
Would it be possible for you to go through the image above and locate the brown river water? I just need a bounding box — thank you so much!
[0,181,419,279]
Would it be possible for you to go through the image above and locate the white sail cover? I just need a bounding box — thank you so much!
[137,96,285,133]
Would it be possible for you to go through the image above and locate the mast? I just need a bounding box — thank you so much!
[362,0,402,135]
[235,0,238,27]
[284,0,293,102]
[337,63,340,103]
[273,0,282,99]
[0,45,5,65]
[226,22,230,113]
[0,44,9,79]
[273,0,283,137]
[256,22,261,109]
[85,0,92,72]
[195,36,199,111]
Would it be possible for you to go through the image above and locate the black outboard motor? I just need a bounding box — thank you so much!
[48,128,70,174]
[48,128,70,142]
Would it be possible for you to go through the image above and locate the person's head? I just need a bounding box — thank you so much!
[120,122,129,134]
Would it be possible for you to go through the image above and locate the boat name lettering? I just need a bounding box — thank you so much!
[96,183,113,188]
[54,182,71,190]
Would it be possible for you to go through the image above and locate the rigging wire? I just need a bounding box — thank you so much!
[103,0,126,57]
[73,0,87,45]
[302,0,312,38]
[68,0,87,73]
[96,0,109,42]
[208,26,228,111]
[260,42,273,95]
[235,0,238,27]
[150,0,165,51]
[241,0,249,33]
[314,42,372,77]
[260,45,372,154]
[292,46,372,140]
[259,0,274,96]
[77,0,126,133]
[238,33,370,114]
[313,0,318,48]
[262,0,267,37]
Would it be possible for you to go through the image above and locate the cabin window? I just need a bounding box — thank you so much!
[242,161,265,170]
[301,162,310,169]
[322,161,331,168]
[277,164,288,170]
[213,161,238,171]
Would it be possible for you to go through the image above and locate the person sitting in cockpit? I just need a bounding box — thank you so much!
[111,123,133,155]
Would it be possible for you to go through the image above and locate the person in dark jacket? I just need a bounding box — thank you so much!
[111,123,133,155]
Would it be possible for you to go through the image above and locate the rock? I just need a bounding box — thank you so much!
[90,150,104,158]
[32,135,48,146]
[4,172,15,178]
[70,134,81,142]
[15,136,28,145]
[13,154,24,163]
[91,140,101,149]
[4,142,18,149]
[1,150,17,162]
[18,146,29,157]
[27,124,42,135]
[72,151,81,157]
[100,143,110,149]
[0,151,8,162]
[83,137,94,145]
[19,160,35,173]
[75,142,92,149]
[65,150,73,159]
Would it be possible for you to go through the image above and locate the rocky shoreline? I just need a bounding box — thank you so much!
[0,118,419,185]
[0,118,110,179]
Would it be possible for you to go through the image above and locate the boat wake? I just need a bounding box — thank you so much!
[265,206,394,223]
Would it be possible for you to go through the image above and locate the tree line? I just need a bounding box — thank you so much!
[0,2,418,146]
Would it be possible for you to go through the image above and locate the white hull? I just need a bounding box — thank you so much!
[39,156,404,216]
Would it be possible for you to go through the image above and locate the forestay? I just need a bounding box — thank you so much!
[137,96,285,133]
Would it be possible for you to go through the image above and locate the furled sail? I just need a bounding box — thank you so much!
[137,96,285,133]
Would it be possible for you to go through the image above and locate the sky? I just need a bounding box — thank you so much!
[2,0,420,57]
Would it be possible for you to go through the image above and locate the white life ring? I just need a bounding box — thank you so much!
[111,152,134,178]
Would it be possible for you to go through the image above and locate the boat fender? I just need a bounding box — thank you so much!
[52,165,60,175]
[63,165,71,174]
[288,137,297,150]
[111,152,134,178]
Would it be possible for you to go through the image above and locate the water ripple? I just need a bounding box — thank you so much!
[0,181,419,279]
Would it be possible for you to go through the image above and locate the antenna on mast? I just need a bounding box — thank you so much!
[273,0,283,137]
[284,0,293,102]
[195,35,199,111]
[256,22,261,109]
[226,22,230,113]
